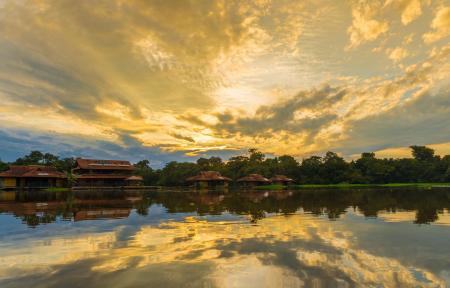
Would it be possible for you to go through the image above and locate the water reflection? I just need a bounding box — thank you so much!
[1,188,449,227]
[0,188,449,287]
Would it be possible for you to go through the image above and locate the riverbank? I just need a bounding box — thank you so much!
[3,183,450,193]
[255,183,450,190]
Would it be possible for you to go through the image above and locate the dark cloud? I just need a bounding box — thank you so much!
[169,133,195,143]
[199,85,345,138]
[337,85,450,155]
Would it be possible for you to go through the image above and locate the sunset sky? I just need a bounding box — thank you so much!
[0,0,449,167]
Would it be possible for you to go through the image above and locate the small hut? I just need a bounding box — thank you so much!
[237,174,271,187]
[125,175,144,186]
[186,171,231,189]
[270,175,294,185]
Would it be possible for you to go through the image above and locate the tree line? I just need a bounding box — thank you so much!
[1,146,450,186]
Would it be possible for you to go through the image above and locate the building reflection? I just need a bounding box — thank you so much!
[0,190,142,227]
[0,188,449,227]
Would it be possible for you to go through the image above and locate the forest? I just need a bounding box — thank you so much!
[1,145,450,186]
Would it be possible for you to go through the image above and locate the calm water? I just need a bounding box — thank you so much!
[0,188,449,288]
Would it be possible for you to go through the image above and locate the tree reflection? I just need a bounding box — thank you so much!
[0,188,449,227]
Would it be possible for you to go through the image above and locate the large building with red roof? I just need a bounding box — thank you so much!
[0,166,66,189]
[73,158,143,187]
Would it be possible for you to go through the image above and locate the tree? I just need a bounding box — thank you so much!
[248,148,265,163]
[410,146,435,162]
[135,159,151,169]
[440,155,450,182]
[321,152,350,184]
[158,161,200,186]
[134,160,159,186]
[43,153,59,166]
[196,157,224,171]
[276,155,299,179]
[409,146,443,182]
[14,151,44,165]
[0,159,8,172]
[54,157,76,172]
[354,153,394,183]
[224,155,250,180]
[300,156,323,184]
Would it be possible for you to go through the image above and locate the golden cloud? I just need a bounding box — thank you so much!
[423,6,450,43]
[0,0,449,160]
[347,1,389,49]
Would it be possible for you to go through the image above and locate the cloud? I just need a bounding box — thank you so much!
[423,5,450,43]
[0,128,241,168]
[179,43,450,157]
[347,1,389,49]
[400,0,423,25]
[0,0,274,126]
[169,133,195,143]
[0,0,449,162]
[387,47,410,62]
[338,85,450,155]
[197,85,346,138]
[383,0,425,25]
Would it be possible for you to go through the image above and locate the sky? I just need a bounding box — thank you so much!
[0,0,449,167]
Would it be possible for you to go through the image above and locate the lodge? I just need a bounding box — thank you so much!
[270,175,294,185]
[237,174,271,187]
[186,171,231,189]
[0,166,66,189]
[73,158,143,187]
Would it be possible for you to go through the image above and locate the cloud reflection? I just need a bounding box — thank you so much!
[0,212,448,287]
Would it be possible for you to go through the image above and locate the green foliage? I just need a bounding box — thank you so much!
[197,157,223,171]
[44,187,70,192]
[65,171,78,187]
[410,145,435,162]
[14,151,44,165]
[300,156,324,184]
[0,159,8,172]
[134,160,159,186]
[5,145,450,186]
[135,159,150,169]
[157,161,200,186]
[133,146,450,186]
[13,151,75,172]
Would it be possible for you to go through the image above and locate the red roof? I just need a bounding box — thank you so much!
[76,175,131,179]
[75,158,134,171]
[237,174,271,183]
[0,166,66,178]
[270,175,294,182]
[186,171,231,182]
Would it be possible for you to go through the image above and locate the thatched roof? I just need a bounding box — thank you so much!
[126,175,143,181]
[270,175,294,182]
[186,171,231,182]
[237,174,271,183]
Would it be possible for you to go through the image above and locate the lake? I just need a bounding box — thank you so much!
[0,188,449,287]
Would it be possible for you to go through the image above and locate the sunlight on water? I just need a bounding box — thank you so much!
[0,188,449,287]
